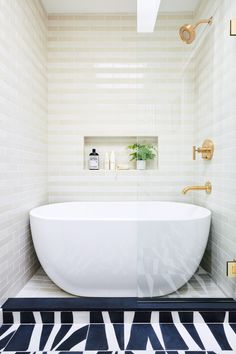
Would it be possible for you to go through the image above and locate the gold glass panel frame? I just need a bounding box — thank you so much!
[230,19,236,36]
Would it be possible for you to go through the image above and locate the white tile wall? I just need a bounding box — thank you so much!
[1,0,235,301]
[47,13,195,202]
[47,7,236,297]
[193,0,236,297]
[0,0,47,305]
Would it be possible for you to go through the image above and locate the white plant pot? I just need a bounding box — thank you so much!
[137,160,146,170]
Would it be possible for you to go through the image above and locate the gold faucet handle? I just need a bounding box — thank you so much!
[193,139,214,160]
[193,145,197,160]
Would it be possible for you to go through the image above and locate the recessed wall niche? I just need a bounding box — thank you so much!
[84,136,158,171]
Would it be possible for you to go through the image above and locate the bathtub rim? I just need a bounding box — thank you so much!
[30,201,211,222]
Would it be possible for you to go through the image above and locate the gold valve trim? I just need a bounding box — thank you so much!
[193,139,214,160]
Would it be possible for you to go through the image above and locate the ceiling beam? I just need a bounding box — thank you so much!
[137,0,161,33]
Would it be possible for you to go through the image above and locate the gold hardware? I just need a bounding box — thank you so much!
[182,181,212,195]
[230,19,236,36]
[193,139,214,160]
[179,17,213,44]
[227,261,236,277]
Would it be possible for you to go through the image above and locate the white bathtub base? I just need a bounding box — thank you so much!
[30,202,211,298]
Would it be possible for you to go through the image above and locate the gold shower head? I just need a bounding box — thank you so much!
[179,17,213,44]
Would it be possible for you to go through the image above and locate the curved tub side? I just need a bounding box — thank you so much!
[30,216,137,297]
[30,203,211,297]
[137,216,211,297]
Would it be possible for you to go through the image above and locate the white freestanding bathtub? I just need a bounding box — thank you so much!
[30,202,211,297]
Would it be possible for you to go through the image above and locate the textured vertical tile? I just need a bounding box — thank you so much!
[0,0,47,305]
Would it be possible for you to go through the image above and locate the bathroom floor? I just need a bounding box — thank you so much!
[6,268,231,353]
[16,267,226,298]
[5,268,232,353]
[0,308,236,353]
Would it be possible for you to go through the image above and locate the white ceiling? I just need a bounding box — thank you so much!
[41,0,200,14]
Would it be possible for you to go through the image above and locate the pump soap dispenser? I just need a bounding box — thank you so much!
[89,148,99,170]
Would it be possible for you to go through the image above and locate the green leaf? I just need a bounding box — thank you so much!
[127,143,157,161]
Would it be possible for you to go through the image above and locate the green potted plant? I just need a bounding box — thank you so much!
[127,143,156,170]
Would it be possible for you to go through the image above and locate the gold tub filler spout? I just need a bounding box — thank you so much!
[182,181,212,195]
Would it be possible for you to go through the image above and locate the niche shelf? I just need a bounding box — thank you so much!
[84,136,158,171]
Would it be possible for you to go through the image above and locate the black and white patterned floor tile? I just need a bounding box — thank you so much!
[1,311,236,352]
[0,352,234,354]
[3,310,236,325]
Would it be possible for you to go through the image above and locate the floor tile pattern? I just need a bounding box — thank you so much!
[1,352,235,354]
[1,311,236,353]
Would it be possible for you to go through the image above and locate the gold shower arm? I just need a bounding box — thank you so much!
[193,17,213,29]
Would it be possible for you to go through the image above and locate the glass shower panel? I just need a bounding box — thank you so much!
[135,8,196,298]
[136,0,236,300]
[136,71,195,299]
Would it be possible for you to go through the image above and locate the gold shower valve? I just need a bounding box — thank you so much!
[192,139,214,160]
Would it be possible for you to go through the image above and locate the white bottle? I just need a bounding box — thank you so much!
[110,151,116,170]
[104,152,110,170]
